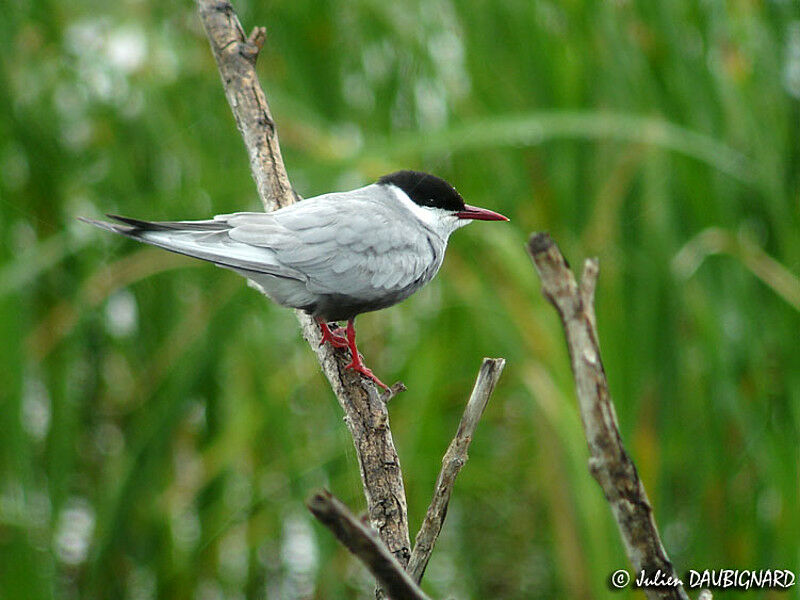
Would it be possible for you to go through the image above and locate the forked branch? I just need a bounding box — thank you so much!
[526,233,690,600]
[196,1,505,592]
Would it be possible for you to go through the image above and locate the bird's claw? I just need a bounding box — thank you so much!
[318,318,390,390]
[344,360,390,390]
[319,322,348,348]
[320,334,348,349]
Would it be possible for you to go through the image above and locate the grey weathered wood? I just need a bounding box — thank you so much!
[408,358,505,583]
[526,233,690,600]
[308,491,431,600]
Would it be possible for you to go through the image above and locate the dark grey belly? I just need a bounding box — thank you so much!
[306,288,416,322]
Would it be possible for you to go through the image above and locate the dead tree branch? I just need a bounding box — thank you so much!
[307,491,432,600]
[196,0,411,565]
[408,358,505,583]
[526,233,689,600]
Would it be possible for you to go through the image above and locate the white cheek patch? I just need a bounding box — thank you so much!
[389,185,469,238]
[389,185,438,226]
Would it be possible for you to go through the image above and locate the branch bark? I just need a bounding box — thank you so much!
[407,357,505,583]
[197,0,411,566]
[307,491,431,600]
[526,233,689,600]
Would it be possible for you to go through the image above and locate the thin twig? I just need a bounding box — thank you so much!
[307,490,431,600]
[526,232,689,600]
[407,358,505,583]
[196,0,411,566]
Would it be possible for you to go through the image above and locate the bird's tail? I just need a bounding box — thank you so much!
[78,214,294,278]
[78,214,227,235]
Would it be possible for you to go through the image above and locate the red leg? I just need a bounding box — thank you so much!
[343,319,390,390]
[318,319,348,348]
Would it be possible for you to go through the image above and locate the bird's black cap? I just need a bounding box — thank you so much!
[378,170,466,212]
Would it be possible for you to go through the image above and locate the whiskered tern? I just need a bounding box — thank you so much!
[81,170,509,389]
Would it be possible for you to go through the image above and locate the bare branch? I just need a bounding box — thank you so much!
[408,358,506,583]
[196,0,411,566]
[307,491,431,600]
[526,233,689,600]
[196,0,293,210]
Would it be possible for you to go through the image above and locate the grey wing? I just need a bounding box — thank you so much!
[225,191,440,300]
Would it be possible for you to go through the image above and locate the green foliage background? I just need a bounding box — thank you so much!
[1,0,799,598]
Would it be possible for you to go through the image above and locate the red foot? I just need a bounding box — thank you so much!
[318,321,348,348]
[318,318,390,390]
[344,357,390,390]
[343,320,390,390]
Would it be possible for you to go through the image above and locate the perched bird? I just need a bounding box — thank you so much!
[81,170,508,389]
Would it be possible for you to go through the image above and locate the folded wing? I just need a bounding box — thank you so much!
[223,191,439,300]
[81,189,440,307]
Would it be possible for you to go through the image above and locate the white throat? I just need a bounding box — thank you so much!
[387,184,470,239]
